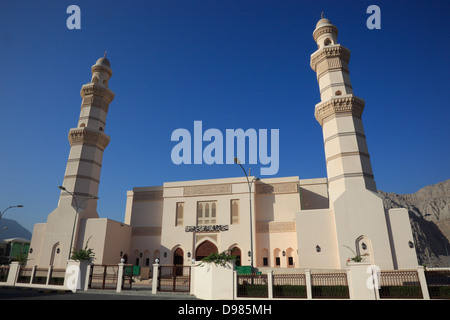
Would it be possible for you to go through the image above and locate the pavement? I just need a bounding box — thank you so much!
[0,285,199,300]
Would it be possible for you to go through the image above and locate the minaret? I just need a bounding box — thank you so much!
[58,55,115,216]
[310,17,376,201]
[29,56,115,268]
[310,17,394,269]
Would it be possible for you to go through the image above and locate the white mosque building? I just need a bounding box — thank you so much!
[27,17,419,271]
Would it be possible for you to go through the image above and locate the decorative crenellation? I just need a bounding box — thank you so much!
[80,83,115,103]
[133,190,164,202]
[68,127,111,150]
[310,45,351,72]
[256,221,296,233]
[256,182,299,195]
[315,57,349,79]
[183,184,232,196]
[314,96,365,126]
[313,25,338,42]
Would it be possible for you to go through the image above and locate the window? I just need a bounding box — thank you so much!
[176,202,184,226]
[275,257,281,266]
[230,199,239,224]
[263,257,268,266]
[197,201,217,225]
[288,257,294,266]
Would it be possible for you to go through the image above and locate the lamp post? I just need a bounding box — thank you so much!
[0,205,24,221]
[234,157,259,274]
[58,186,99,260]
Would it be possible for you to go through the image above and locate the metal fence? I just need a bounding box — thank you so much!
[311,272,350,299]
[272,273,307,298]
[424,269,450,299]
[378,270,423,299]
[88,265,120,290]
[17,267,33,283]
[158,265,191,293]
[237,274,268,298]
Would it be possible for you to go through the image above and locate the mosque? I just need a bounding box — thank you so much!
[27,17,419,271]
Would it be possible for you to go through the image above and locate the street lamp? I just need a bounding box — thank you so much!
[0,205,24,221]
[58,186,99,259]
[234,157,259,274]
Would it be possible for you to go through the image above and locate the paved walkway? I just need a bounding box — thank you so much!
[0,286,199,300]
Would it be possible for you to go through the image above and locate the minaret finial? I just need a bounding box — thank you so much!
[321,11,324,19]
[104,50,107,58]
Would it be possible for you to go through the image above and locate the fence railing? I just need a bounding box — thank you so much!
[378,270,423,299]
[237,274,268,298]
[272,273,307,298]
[88,265,120,290]
[424,269,450,299]
[311,272,350,299]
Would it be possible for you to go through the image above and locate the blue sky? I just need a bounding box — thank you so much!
[0,1,449,233]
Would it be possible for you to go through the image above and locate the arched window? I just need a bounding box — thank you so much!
[262,248,269,266]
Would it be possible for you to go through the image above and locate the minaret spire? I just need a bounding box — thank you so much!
[310,17,395,269]
[310,17,375,197]
[30,56,116,268]
[59,56,115,213]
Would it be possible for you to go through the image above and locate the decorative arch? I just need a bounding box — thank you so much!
[285,248,294,267]
[153,250,160,263]
[49,242,60,266]
[173,247,184,265]
[355,235,374,264]
[228,245,241,266]
[195,240,218,261]
[274,248,282,267]
[261,248,269,266]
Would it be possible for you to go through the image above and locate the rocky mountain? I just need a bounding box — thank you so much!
[379,179,450,267]
[0,218,32,242]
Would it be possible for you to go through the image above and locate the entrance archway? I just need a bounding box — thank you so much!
[230,246,241,266]
[173,247,184,265]
[195,240,218,261]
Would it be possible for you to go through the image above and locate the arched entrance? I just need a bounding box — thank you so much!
[230,246,241,266]
[173,247,184,265]
[195,240,218,261]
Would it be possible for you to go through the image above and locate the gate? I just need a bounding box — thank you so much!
[88,265,120,290]
[158,265,191,293]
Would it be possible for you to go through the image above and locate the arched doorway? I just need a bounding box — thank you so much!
[230,246,241,266]
[195,240,218,261]
[173,247,184,265]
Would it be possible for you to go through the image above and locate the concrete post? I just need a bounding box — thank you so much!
[46,266,53,285]
[305,269,312,299]
[30,265,36,284]
[267,270,273,299]
[65,260,91,292]
[417,266,430,300]
[233,270,237,299]
[6,261,20,286]
[116,262,125,293]
[151,263,159,294]
[346,262,378,300]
